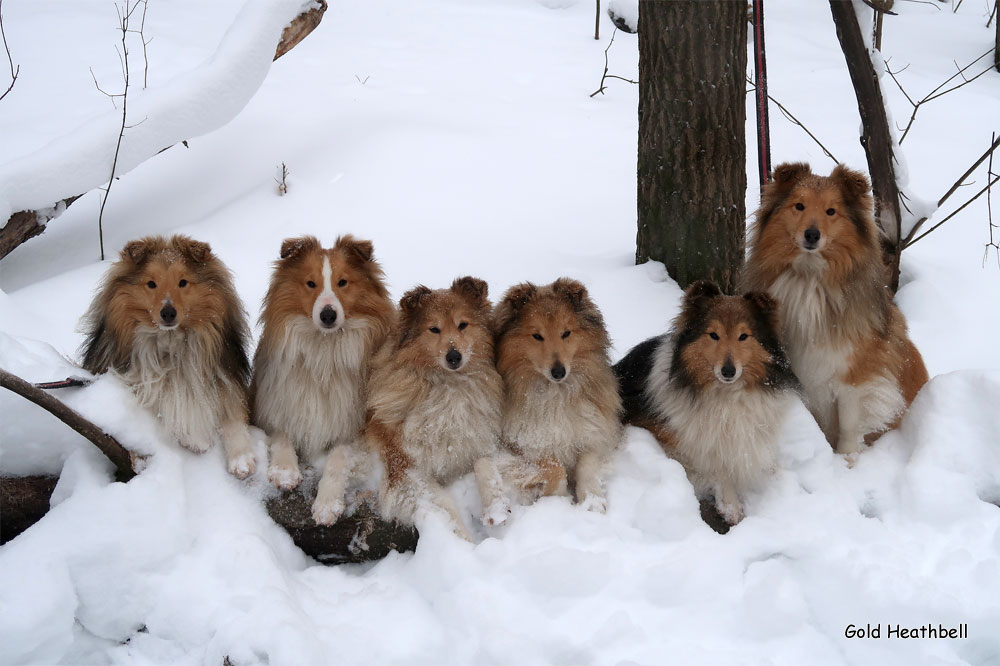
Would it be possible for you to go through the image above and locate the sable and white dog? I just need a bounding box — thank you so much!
[742,163,929,456]
[365,277,509,539]
[250,235,395,525]
[80,235,256,476]
[494,278,623,511]
[614,281,800,524]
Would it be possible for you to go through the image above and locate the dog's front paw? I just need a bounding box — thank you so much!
[179,438,211,454]
[579,493,608,514]
[716,499,744,526]
[268,463,302,491]
[482,497,511,526]
[312,496,345,526]
[227,450,257,479]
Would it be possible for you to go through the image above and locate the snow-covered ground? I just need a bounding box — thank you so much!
[2,0,1000,663]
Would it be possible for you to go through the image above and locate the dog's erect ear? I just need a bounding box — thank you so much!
[121,238,155,264]
[495,282,537,332]
[336,235,374,263]
[744,291,780,330]
[552,278,589,311]
[172,236,213,264]
[279,236,320,260]
[681,280,722,318]
[451,276,489,309]
[399,285,432,315]
[829,164,872,202]
[771,162,812,190]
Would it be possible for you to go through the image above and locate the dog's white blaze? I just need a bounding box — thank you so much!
[311,256,345,331]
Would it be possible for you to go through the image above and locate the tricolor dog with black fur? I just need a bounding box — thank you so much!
[614,281,799,524]
[80,235,256,476]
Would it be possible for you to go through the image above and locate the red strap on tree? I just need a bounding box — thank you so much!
[752,0,772,186]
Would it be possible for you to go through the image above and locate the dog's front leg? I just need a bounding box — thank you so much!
[267,432,302,491]
[714,482,744,525]
[312,443,359,526]
[221,419,257,479]
[574,451,608,512]
[474,456,511,526]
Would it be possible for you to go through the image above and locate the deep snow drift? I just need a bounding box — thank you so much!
[2,0,1000,664]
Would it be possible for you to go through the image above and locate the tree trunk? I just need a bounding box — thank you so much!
[995,0,999,73]
[829,0,902,292]
[636,0,747,294]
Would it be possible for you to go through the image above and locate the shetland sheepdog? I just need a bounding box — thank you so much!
[80,235,255,476]
[494,278,623,511]
[365,277,509,539]
[614,281,799,524]
[250,235,394,525]
[742,163,929,457]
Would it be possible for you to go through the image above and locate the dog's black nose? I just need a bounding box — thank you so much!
[445,348,462,369]
[804,226,821,247]
[160,304,177,325]
[551,362,566,381]
[319,306,338,327]
[721,361,737,380]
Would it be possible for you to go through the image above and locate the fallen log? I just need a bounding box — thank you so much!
[0,475,58,544]
[0,0,328,262]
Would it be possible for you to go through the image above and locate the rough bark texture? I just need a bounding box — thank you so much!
[0,369,139,482]
[995,0,999,73]
[830,0,902,291]
[636,0,747,294]
[266,493,418,564]
[0,476,58,544]
[0,2,327,262]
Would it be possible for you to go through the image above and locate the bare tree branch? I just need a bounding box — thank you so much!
[984,132,998,266]
[0,0,19,103]
[590,29,637,98]
[0,368,140,482]
[746,75,840,165]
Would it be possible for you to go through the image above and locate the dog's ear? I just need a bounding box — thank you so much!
[121,238,156,264]
[451,276,489,309]
[172,236,213,264]
[744,291,780,331]
[552,278,589,311]
[336,234,374,263]
[829,164,871,203]
[279,236,320,260]
[771,162,812,190]
[495,283,537,333]
[399,285,432,315]
[681,280,722,319]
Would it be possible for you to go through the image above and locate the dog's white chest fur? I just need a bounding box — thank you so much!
[123,327,233,450]
[502,378,618,467]
[402,373,501,484]
[254,317,369,459]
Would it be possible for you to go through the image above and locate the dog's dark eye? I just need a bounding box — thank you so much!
[826,208,836,216]
[338,279,348,287]
[532,333,544,341]
[458,322,468,331]
[147,281,156,289]
[178,279,187,288]
[709,332,720,340]
[307,280,316,288]
[795,203,805,211]
[738,333,748,341]
[562,330,571,339]
[430,326,441,334]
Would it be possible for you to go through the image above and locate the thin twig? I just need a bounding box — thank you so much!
[904,133,1000,243]
[885,49,995,144]
[0,0,19,102]
[905,174,1000,248]
[590,29,637,98]
[746,75,839,164]
[985,132,999,267]
[125,0,150,88]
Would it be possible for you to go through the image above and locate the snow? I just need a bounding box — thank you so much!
[2,0,1000,664]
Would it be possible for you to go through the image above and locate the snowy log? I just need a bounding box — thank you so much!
[266,493,418,564]
[0,369,139,482]
[0,0,328,262]
[0,475,58,544]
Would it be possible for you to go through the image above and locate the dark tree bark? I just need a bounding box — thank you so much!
[830,0,902,291]
[636,0,747,294]
[0,476,58,544]
[995,0,999,73]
